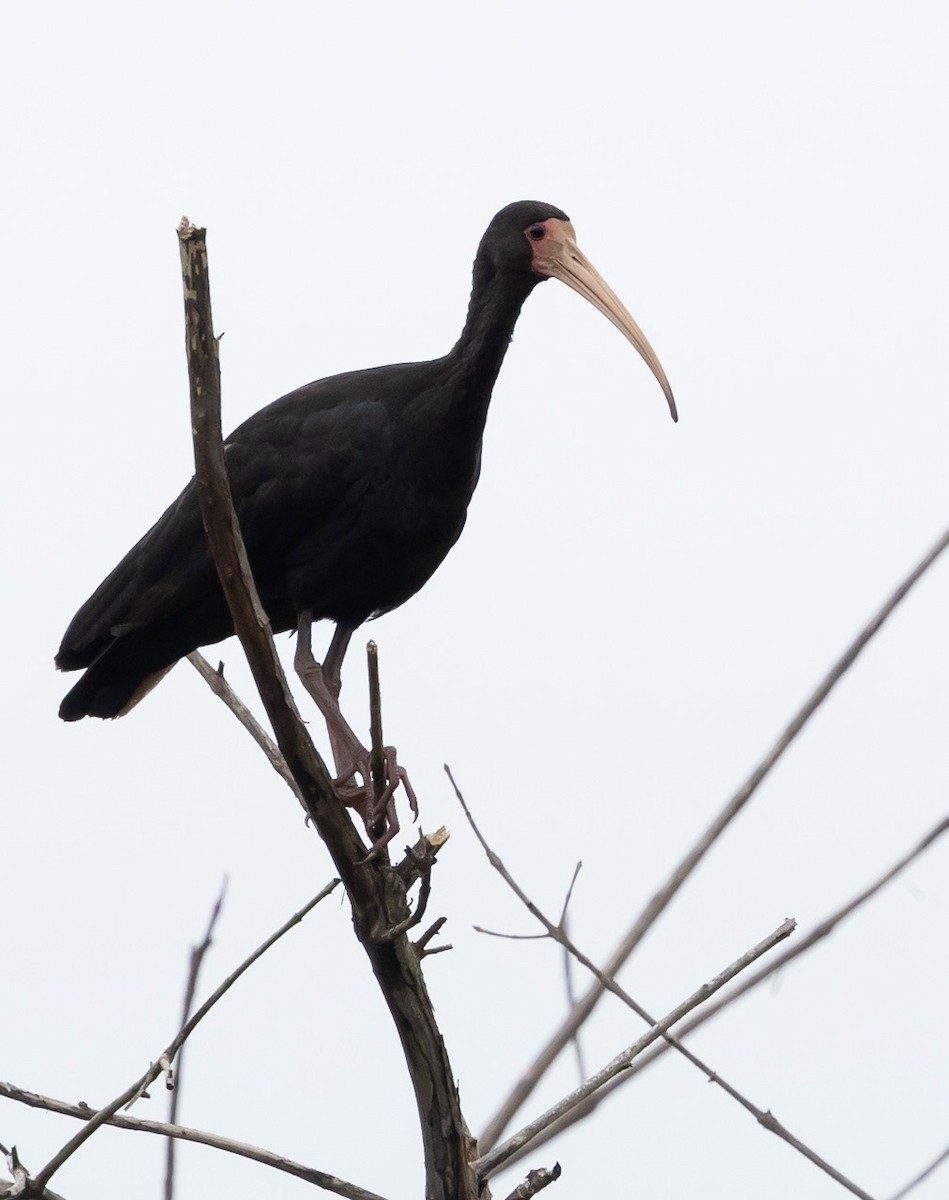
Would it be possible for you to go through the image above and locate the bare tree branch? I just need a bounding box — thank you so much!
[176,221,483,1200]
[187,652,306,807]
[479,524,949,1151]
[367,640,385,806]
[556,864,586,1078]
[164,877,228,1200]
[498,817,949,1183]
[888,1140,949,1200]
[453,772,883,1195]
[473,928,547,942]
[0,1085,388,1200]
[452,768,883,1196]
[28,881,339,1193]
[474,918,796,1180]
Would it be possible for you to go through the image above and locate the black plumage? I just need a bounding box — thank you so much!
[57,201,675,721]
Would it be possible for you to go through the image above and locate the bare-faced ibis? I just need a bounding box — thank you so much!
[57,201,675,824]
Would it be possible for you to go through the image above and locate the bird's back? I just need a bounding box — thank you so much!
[57,355,487,685]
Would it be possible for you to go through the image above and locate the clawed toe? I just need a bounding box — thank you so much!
[333,746,418,857]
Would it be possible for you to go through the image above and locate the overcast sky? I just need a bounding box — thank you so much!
[3,3,949,1198]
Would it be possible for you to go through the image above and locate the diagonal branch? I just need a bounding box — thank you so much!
[480,524,949,1151]
[496,816,949,1181]
[0,1083,388,1200]
[888,1140,949,1200]
[29,881,339,1193]
[452,769,884,1197]
[177,221,347,848]
[473,918,795,1180]
[187,651,306,807]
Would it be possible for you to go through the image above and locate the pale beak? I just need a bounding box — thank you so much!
[534,219,677,422]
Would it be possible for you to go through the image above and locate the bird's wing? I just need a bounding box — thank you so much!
[56,371,404,670]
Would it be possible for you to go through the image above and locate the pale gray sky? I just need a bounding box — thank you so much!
[3,2,948,1197]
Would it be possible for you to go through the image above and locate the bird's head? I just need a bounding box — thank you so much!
[478,201,677,422]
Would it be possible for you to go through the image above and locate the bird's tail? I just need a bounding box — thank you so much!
[58,635,179,721]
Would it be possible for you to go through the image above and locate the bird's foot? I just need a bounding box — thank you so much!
[334,745,419,859]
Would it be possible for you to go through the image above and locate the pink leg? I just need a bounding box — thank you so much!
[294,614,417,853]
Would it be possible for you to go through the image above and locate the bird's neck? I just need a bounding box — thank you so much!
[447,266,540,404]
[399,268,540,503]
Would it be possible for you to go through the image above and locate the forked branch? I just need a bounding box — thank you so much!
[25,881,339,1194]
[480,524,949,1153]
[494,816,949,1197]
[474,918,795,1178]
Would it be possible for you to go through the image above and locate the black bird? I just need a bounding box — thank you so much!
[57,201,676,775]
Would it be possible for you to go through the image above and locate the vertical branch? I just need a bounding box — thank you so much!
[164,879,228,1200]
[367,640,386,807]
[176,221,485,1200]
[177,219,331,787]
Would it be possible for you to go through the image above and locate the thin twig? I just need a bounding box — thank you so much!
[888,1140,949,1200]
[499,817,949,1180]
[29,881,339,1192]
[556,865,582,928]
[474,917,795,1179]
[164,878,228,1200]
[558,865,585,1082]
[473,928,547,941]
[479,523,949,1151]
[367,641,385,806]
[0,1084,388,1200]
[414,916,448,954]
[453,768,910,1197]
[450,765,663,1011]
[187,652,306,807]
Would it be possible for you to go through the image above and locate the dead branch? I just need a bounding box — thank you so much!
[367,640,386,804]
[0,1085,388,1200]
[177,221,483,1200]
[28,880,338,1193]
[452,771,876,1196]
[888,1140,949,1200]
[474,918,795,1180]
[187,651,306,806]
[164,878,228,1200]
[479,524,949,1152]
[497,816,949,1185]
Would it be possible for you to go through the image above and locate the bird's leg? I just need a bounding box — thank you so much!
[294,616,364,792]
[320,621,351,704]
[293,615,417,848]
[320,627,419,841]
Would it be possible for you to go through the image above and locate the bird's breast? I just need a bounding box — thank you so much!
[278,436,482,627]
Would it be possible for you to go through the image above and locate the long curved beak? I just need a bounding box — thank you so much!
[534,219,677,423]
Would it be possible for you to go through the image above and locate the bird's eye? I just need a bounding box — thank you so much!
[526,223,546,241]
